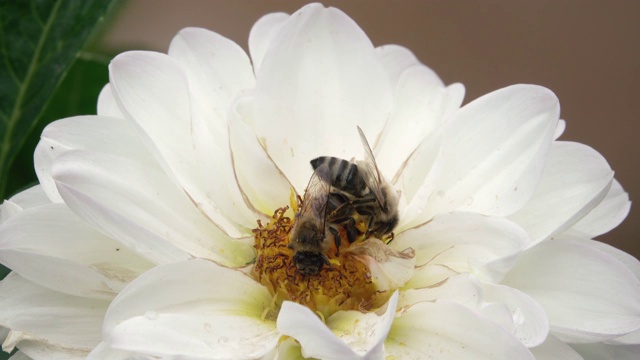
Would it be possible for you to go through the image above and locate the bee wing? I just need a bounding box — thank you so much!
[357,126,386,207]
[300,163,332,224]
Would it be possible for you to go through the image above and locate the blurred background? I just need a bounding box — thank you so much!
[99,0,639,258]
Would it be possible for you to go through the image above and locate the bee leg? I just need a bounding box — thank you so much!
[328,226,341,256]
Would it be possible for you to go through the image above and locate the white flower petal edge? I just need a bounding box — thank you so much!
[571,343,640,360]
[0,273,109,357]
[393,212,530,287]
[386,300,535,359]
[0,202,150,299]
[397,84,559,231]
[277,292,398,360]
[248,3,393,191]
[109,50,260,236]
[530,334,583,360]
[502,238,640,343]
[0,185,49,223]
[34,115,152,204]
[570,179,631,238]
[102,259,279,359]
[508,141,614,245]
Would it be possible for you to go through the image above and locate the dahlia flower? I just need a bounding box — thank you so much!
[1,3,638,359]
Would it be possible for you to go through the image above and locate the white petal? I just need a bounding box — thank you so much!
[34,115,153,204]
[509,141,614,245]
[386,300,535,359]
[11,341,88,360]
[0,203,151,299]
[530,334,583,360]
[228,112,294,215]
[423,84,559,218]
[579,238,640,281]
[482,283,549,347]
[249,3,393,191]
[325,291,398,359]
[554,119,566,139]
[0,186,49,224]
[169,27,254,139]
[109,51,259,235]
[393,212,530,285]
[8,351,30,360]
[249,12,289,74]
[375,65,465,177]
[346,239,415,291]
[608,327,640,345]
[277,292,398,360]
[52,150,254,266]
[375,44,421,88]
[572,343,640,360]
[502,239,640,343]
[399,273,482,308]
[96,84,123,118]
[86,342,142,360]
[0,273,108,354]
[570,179,630,238]
[104,259,278,359]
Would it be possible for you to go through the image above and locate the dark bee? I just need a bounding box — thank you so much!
[288,165,343,275]
[310,126,399,241]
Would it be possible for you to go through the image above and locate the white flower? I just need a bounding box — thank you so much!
[1,2,638,359]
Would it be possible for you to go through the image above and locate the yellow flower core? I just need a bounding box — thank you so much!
[252,207,384,320]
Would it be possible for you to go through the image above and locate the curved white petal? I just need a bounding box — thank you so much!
[249,3,393,192]
[570,179,630,238]
[104,259,278,359]
[482,283,549,347]
[386,300,535,359]
[109,51,259,235]
[228,112,294,215]
[0,186,49,224]
[11,341,88,360]
[96,84,123,118]
[249,12,289,75]
[34,115,153,204]
[393,212,530,286]
[422,84,559,219]
[572,343,640,360]
[0,203,151,299]
[0,274,108,355]
[554,119,566,139]
[52,150,254,266]
[277,292,398,360]
[375,65,465,177]
[502,239,640,343]
[530,334,583,360]
[399,273,482,309]
[86,342,142,360]
[579,238,640,281]
[509,141,614,245]
[346,239,415,291]
[375,44,421,88]
[169,27,254,132]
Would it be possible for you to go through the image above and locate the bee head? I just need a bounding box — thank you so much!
[292,251,330,276]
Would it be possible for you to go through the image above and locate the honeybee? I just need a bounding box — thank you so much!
[310,126,399,241]
[288,165,341,275]
[289,127,399,275]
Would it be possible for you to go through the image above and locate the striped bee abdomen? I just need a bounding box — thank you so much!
[310,156,368,197]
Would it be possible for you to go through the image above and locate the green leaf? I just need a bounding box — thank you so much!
[0,0,115,199]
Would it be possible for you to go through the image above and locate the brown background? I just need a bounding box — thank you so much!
[100,0,639,259]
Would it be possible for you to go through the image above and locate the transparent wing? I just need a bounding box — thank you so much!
[300,163,331,225]
[357,126,385,207]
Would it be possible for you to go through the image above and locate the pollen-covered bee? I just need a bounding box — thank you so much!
[310,126,399,241]
[289,127,399,275]
[288,165,342,275]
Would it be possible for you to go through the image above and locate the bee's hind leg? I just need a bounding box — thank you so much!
[328,226,341,256]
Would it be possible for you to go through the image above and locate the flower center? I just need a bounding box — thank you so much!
[252,206,387,320]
